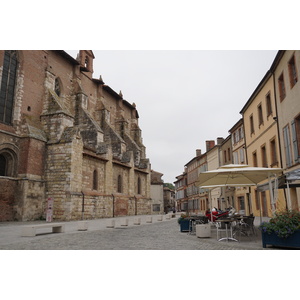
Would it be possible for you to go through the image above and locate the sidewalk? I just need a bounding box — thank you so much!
[0,213,272,250]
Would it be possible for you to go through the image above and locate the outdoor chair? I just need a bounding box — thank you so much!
[233,216,256,240]
[242,216,256,236]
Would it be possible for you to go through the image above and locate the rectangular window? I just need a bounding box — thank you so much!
[253,151,258,167]
[255,189,260,210]
[283,125,292,167]
[238,196,245,210]
[239,127,243,139]
[223,150,227,163]
[278,73,286,101]
[227,148,231,162]
[258,103,263,126]
[261,145,268,167]
[250,115,254,134]
[152,204,161,212]
[270,138,278,166]
[266,92,272,117]
[233,151,239,164]
[239,148,245,163]
[288,54,298,88]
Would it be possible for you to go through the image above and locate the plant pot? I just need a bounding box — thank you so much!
[179,219,192,232]
[262,229,300,249]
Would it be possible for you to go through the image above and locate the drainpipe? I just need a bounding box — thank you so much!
[272,71,288,209]
[81,191,85,220]
[134,195,137,215]
[112,194,115,218]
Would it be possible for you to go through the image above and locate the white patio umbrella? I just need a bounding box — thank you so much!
[196,164,282,187]
[196,164,283,222]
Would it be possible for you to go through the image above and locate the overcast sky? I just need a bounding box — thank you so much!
[67,50,277,183]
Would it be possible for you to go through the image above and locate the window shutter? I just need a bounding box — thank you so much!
[283,125,292,167]
[291,120,299,162]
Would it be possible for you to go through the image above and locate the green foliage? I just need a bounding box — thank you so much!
[164,183,175,190]
[259,210,300,239]
[177,213,188,224]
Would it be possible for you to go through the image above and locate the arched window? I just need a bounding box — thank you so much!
[0,50,18,124]
[54,77,61,96]
[0,150,16,177]
[0,154,6,176]
[93,170,98,190]
[85,56,89,69]
[117,175,122,193]
[137,177,141,194]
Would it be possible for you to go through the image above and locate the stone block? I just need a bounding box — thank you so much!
[106,219,115,228]
[77,221,88,231]
[133,217,141,225]
[120,218,128,226]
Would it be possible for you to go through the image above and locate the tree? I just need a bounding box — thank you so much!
[163,183,175,190]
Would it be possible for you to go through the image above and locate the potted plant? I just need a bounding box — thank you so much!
[259,210,300,249]
[178,213,191,232]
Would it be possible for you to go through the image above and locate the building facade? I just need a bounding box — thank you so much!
[240,70,286,217]
[174,172,187,212]
[0,50,152,221]
[271,50,300,211]
[229,119,251,214]
[174,51,300,218]
[163,187,175,213]
[150,170,164,214]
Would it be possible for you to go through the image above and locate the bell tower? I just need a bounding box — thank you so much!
[78,50,95,77]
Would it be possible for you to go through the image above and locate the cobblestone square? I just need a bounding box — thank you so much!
[0,215,272,250]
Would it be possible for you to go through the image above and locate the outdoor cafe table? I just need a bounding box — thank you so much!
[216,218,238,242]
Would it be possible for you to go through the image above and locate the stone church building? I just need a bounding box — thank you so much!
[0,50,152,221]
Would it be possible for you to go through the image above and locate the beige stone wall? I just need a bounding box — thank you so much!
[242,74,286,217]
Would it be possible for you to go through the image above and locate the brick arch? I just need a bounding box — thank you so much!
[0,146,18,177]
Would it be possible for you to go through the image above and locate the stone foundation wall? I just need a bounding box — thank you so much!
[15,179,45,221]
[0,177,45,221]
[48,193,152,221]
[0,178,17,221]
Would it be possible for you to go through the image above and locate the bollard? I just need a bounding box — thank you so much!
[134,217,141,225]
[120,218,129,226]
[157,215,163,221]
[196,224,211,238]
[78,221,88,231]
[146,216,152,223]
[106,219,115,228]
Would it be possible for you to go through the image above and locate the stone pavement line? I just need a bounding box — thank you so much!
[0,215,270,250]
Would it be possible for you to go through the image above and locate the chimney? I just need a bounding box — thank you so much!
[217,137,224,145]
[206,140,215,152]
[196,149,202,156]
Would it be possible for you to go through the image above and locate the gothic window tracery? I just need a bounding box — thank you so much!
[0,50,18,124]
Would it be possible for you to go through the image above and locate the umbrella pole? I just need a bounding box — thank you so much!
[286,180,292,210]
[256,186,262,224]
[268,174,275,216]
[209,189,213,223]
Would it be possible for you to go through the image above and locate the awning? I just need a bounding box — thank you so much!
[257,169,300,192]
